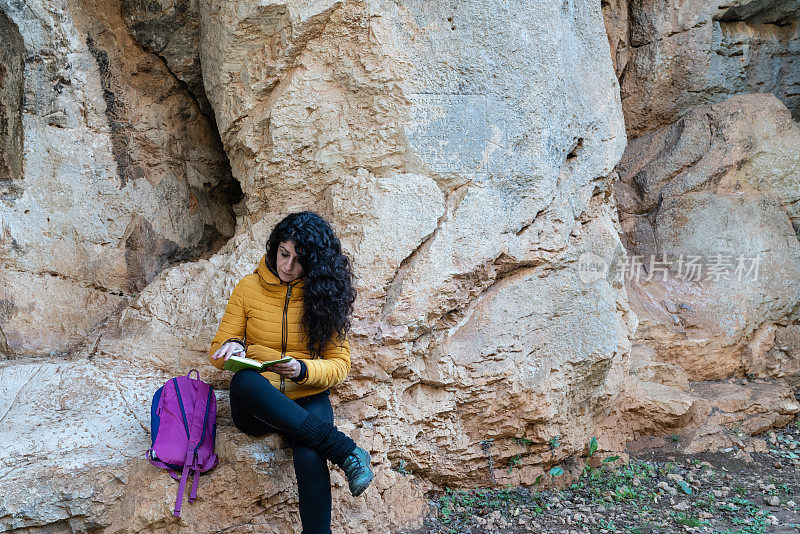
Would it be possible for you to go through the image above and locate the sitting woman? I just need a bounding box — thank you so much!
[209,211,373,534]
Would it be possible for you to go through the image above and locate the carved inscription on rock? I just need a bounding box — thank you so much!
[406,93,493,177]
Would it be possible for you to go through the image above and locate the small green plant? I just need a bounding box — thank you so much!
[597,518,616,530]
[695,494,716,511]
[548,435,561,451]
[432,485,539,533]
[722,496,769,534]
[672,512,705,527]
[589,436,598,456]
[626,524,657,534]
[507,454,522,473]
[669,433,681,443]
[571,458,654,505]
[513,436,534,446]
[392,459,409,476]
[480,439,496,483]
[550,465,564,477]
[677,480,692,495]
[613,484,637,501]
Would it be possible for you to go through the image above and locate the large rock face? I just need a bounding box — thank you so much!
[614,93,800,381]
[4,0,799,533]
[596,1,800,464]
[195,0,627,484]
[1,0,634,532]
[0,0,237,357]
[603,0,800,137]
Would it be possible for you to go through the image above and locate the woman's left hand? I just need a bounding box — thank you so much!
[272,357,301,379]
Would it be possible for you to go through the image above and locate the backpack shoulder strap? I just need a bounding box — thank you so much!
[188,383,215,501]
[173,379,213,517]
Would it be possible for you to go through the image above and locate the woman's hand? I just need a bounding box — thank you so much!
[272,357,301,379]
[211,341,245,363]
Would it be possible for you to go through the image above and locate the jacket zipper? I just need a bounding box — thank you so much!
[279,285,292,394]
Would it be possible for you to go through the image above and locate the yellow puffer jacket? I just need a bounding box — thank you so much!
[208,254,351,400]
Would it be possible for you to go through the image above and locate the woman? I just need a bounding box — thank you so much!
[208,211,373,534]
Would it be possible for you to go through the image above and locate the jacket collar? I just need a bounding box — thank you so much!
[256,254,305,295]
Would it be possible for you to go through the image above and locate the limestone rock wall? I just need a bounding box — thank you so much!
[615,94,800,380]
[603,0,800,137]
[598,1,800,456]
[0,0,237,357]
[121,0,212,116]
[2,0,800,532]
[101,1,628,530]
[1,0,638,532]
[204,0,626,478]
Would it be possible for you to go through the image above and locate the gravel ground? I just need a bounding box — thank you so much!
[406,417,800,533]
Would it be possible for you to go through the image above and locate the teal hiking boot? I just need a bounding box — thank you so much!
[341,446,373,497]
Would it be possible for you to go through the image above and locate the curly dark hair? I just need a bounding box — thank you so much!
[265,212,356,357]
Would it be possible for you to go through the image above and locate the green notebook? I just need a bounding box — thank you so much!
[223,353,292,373]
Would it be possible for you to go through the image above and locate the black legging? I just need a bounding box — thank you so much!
[229,369,341,534]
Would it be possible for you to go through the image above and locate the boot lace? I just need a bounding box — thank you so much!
[344,450,363,473]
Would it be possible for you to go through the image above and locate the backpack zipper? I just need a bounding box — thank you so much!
[172,379,191,440]
[279,285,292,394]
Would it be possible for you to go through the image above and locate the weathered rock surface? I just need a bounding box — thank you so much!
[595,1,800,477]
[3,0,799,533]
[0,0,236,357]
[0,0,635,532]
[601,0,629,80]
[603,0,800,137]
[601,342,800,454]
[121,0,213,116]
[616,377,799,458]
[192,0,628,499]
[681,379,800,454]
[0,10,23,192]
[613,93,800,381]
[0,356,424,533]
[751,323,800,385]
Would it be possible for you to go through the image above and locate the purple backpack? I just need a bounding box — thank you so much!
[147,369,218,517]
